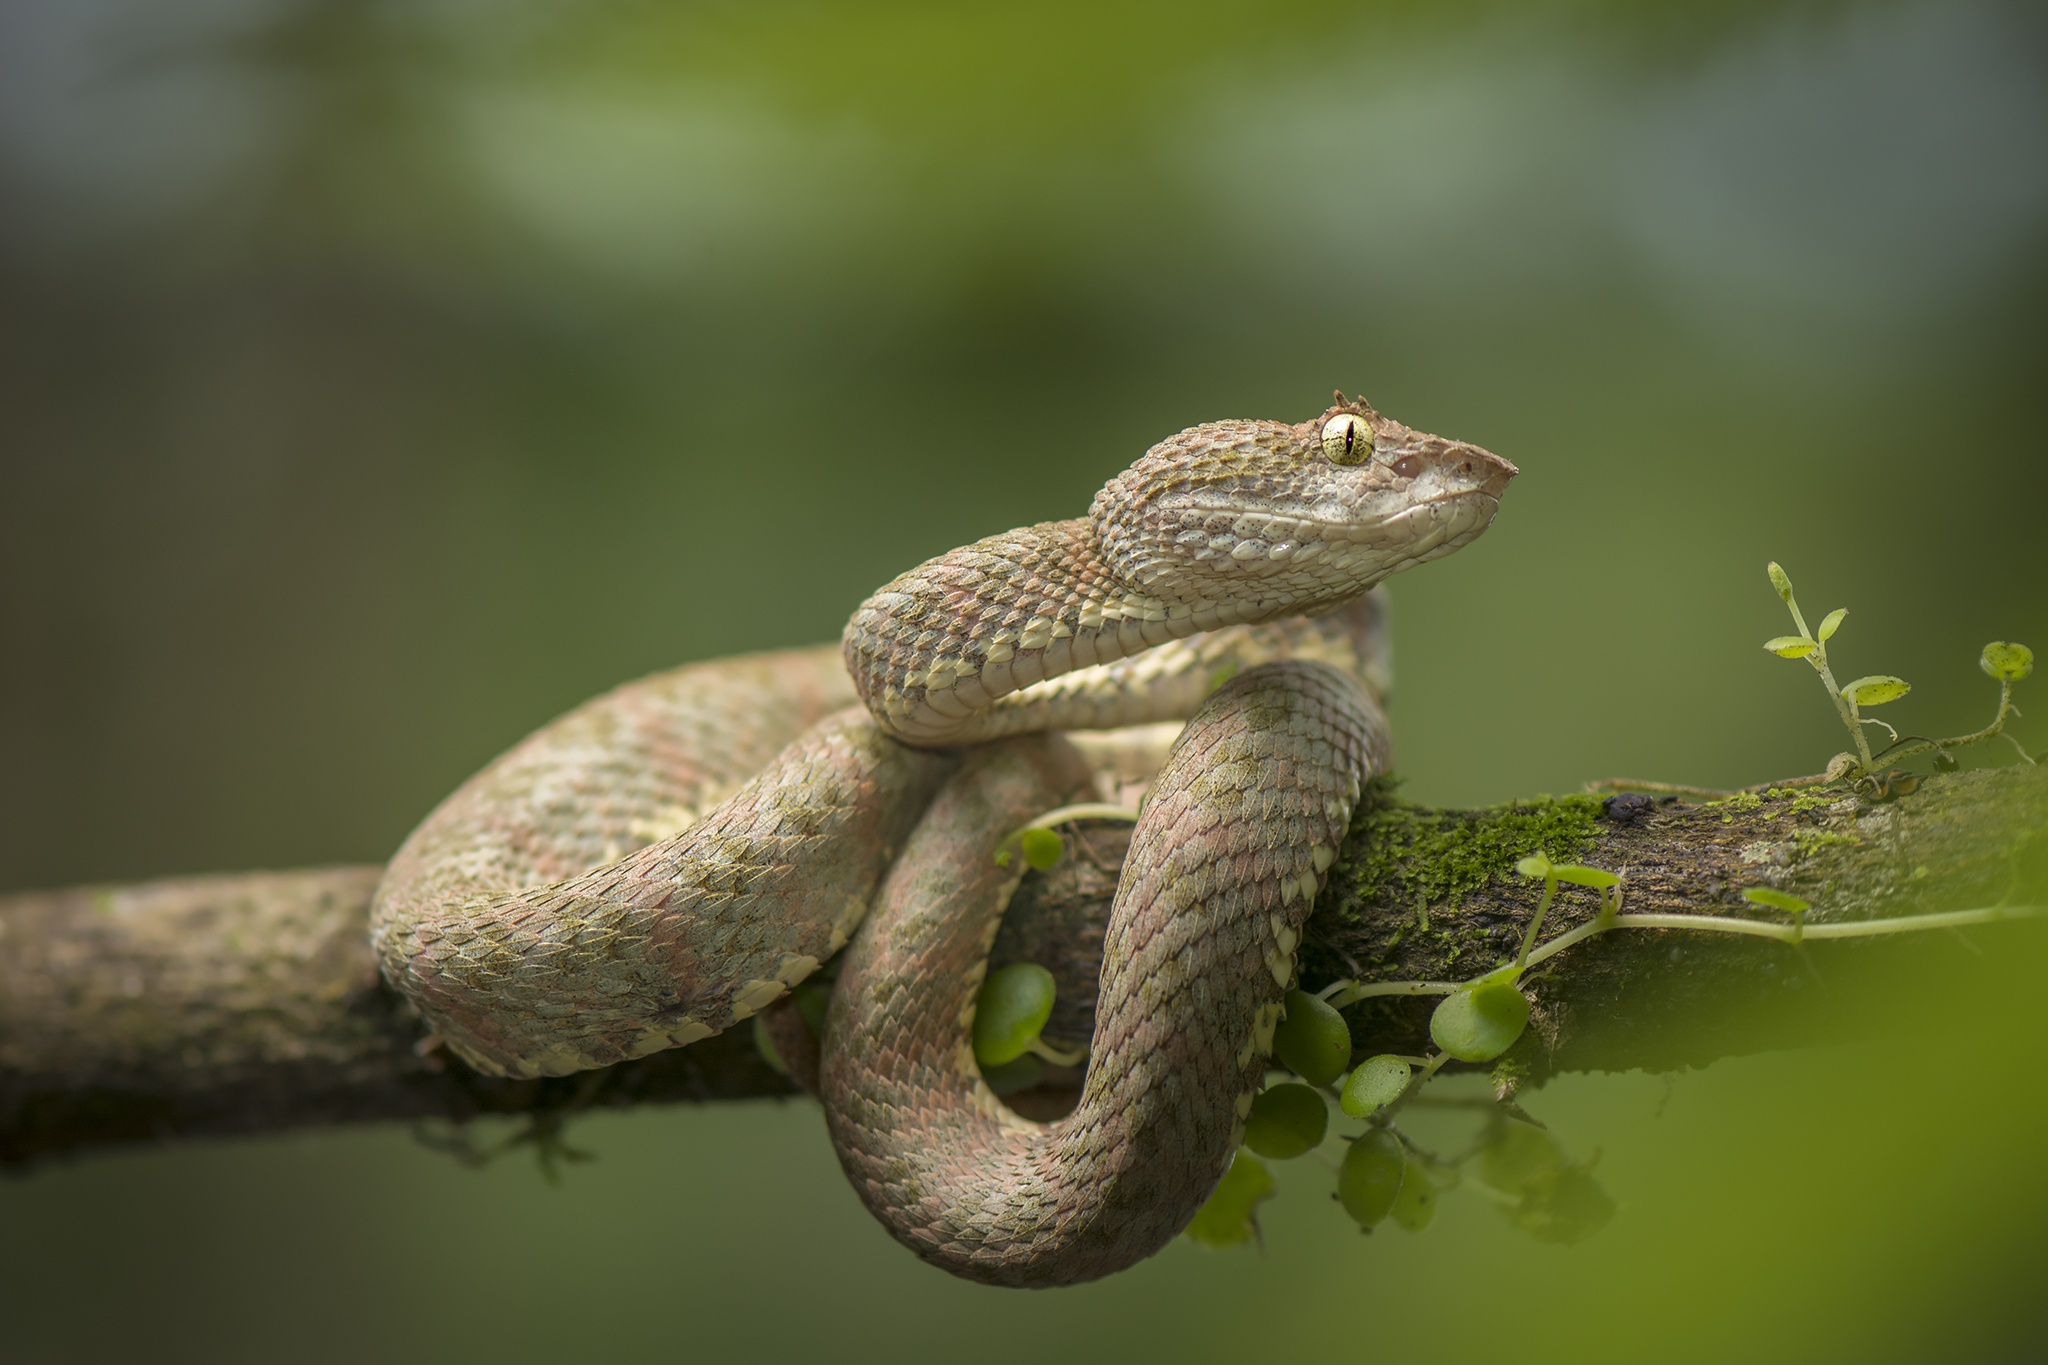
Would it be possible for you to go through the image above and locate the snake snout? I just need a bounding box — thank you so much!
[1460,443,1518,499]
[1423,438,1516,501]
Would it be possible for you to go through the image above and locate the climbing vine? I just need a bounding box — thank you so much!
[991,561,2043,1251]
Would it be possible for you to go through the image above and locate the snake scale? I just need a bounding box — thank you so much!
[371,394,1514,1286]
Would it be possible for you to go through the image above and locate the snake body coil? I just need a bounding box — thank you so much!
[370,395,1513,1284]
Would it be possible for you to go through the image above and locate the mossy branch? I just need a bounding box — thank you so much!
[4,766,2044,1169]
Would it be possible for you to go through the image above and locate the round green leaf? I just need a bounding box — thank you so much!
[1763,636,1817,659]
[1274,989,1352,1086]
[1767,561,1795,603]
[1429,979,1531,1063]
[972,962,1056,1066]
[1338,1128,1407,1229]
[1340,1054,1413,1119]
[1841,675,1910,707]
[1742,886,1810,915]
[1391,1158,1439,1232]
[1515,851,1553,880]
[1242,1082,1328,1159]
[1982,642,2034,682]
[1817,608,1847,642]
[1184,1150,1275,1249]
[1018,827,1065,871]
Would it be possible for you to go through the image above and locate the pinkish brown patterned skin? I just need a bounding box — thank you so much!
[368,397,1513,1272]
[370,648,958,1077]
[843,400,1512,746]
[823,663,1388,1286]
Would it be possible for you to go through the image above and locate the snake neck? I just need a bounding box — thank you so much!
[841,516,1342,746]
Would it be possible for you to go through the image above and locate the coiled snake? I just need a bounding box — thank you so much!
[370,395,1514,1286]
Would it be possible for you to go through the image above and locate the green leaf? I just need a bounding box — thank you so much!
[1763,635,1817,659]
[972,962,1057,1066]
[1817,608,1847,642]
[1429,980,1531,1063]
[1390,1158,1439,1233]
[1337,1129,1408,1229]
[1242,1083,1329,1159]
[1339,1054,1413,1119]
[1514,851,1553,880]
[1767,561,1795,603]
[1183,1150,1275,1249]
[1742,886,1811,915]
[1273,990,1352,1086]
[1841,675,1910,707]
[1982,642,2035,682]
[1550,864,1620,889]
[1018,827,1064,871]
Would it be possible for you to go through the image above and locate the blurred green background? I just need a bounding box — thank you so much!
[2,0,2045,1360]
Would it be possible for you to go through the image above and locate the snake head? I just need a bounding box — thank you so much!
[1089,395,1517,609]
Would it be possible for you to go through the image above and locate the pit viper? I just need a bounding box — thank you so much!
[371,394,1514,1285]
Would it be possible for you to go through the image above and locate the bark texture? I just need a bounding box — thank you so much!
[4,766,2043,1169]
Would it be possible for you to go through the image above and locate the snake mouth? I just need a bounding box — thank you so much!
[1382,487,1500,538]
[1415,492,1501,557]
[1178,486,1502,547]
[1357,487,1501,542]
[1354,491,1500,573]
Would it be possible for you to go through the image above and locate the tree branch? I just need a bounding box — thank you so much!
[5,766,2043,1168]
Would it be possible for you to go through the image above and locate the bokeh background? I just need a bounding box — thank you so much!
[3,1,2045,1361]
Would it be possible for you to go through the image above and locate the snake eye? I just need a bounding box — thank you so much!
[1319,413,1373,466]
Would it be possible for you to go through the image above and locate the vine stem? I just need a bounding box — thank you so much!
[1323,902,2048,1007]
[1809,644,1875,770]
[1324,979,1464,1008]
[1020,802,1140,831]
[1583,773,1835,797]
[1513,875,1557,970]
[1025,1036,1089,1066]
[997,802,1144,866]
[1870,681,2035,771]
[1773,573,1875,770]
[1596,902,2047,944]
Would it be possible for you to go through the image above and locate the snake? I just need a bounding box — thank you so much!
[370,394,1514,1285]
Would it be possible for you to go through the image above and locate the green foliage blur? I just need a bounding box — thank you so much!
[2,1,2045,1361]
